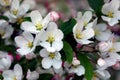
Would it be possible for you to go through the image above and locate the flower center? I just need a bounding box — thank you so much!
[12,9,18,15]
[35,22,43,30]
[76,30,83,39]
[84,21,88,27]
[47,34,55,44]
[107,11,113,18]
[17,17,24,24]
[0,30,5,38]
[49,52,55,59]
[4,0,10,6]
[94,29,100,35]
[109,47,115,52]
[13,77,17,80]
[27,42,33,48]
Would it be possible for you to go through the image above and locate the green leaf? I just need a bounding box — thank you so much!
[39,73,53,80]
[87,0,104,17]
[77,54,93,80]
[0,16,9,21]
[63,41,73,63]
[59,18,76,36]
[0,74,3,79]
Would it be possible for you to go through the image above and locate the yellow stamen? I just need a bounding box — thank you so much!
[17,17,24,24]
[13,77,17,80]
[4,0,10,6]
[76,30,83,39]
[93,73,97,80]
[109,47,115,52]
[12,9,18,15]
[49,52,55,59]
[94,29,100,35]
[107,11,113,18]
[27,42,33,48]
[35,22,43,30]
[84,21,88,27]
[47,34,55,44]
[0,31,5,38]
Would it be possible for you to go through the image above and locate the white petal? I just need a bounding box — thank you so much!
[52,41,63,51]
[82,28,94,39]
[47,22,58,31]
[17,47,31,55]
[76,65,85,76]
[95,30,111,41]
[21,21,38,34]
[30,10,42,25]
[101,16,111,22]
[109,53,120,61]
[11,0,19,10]
[14,64,23,80]
[95,23,107,31]
[42,58,52,69]
[22,32,33,42]
[40,42,50,49]
[78,39,93,44]
[2,70,15,79]
[39,49,49,57]
[108,18,118,26]
[18,4,30,16]
[54,52,61,60]
[82,11,92,23]
[114,42,120,52]
[54,30,64,41]
[52,59,62,69]
[15,36,28,47]
[42,13,51,27]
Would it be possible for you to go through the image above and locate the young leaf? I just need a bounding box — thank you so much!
[63,41,73,63]
[88,0,104,17]
[77,53,93,80]
[59,18,76,36]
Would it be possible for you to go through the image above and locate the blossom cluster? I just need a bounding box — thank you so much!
[0,0,120,80]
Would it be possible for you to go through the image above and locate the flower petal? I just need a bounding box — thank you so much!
[52,59,62,69]
[39,49,49,57]
[42,58,52,69]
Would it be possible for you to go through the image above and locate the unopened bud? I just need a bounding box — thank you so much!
[50,11,59,21]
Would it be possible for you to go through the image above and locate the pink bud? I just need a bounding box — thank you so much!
[72,57,80,66]
[8,52,14,62]
[113,61,120,70]
[25,53,36,60]
[97,58,106,66]
[50,11,59,21]
[15,54,21,61]
[76,43,82,49]
[98,42,109,52]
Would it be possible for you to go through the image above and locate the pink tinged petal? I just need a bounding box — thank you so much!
[52,59,62,69]
[17,48,31,55]
[21,21,38,34]
[15,36,28,47]
[30,10,42,25]
[14,64,23,80]
[82,28,94,39]
[39,49,49,57]
[77,39,93,44]
[77,12,82,19]
[52,41,63,51]
[114,42,120,52]
[42,58,52,69]
[22,32,33,42]
[104,57,116,67]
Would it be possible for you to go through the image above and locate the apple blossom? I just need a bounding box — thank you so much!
[39,48,62,69]
[101,0,120,26]
[2,64,23,80]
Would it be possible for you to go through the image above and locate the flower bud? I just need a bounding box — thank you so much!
[50,11,59,21]
[97,58,106,66]
[98,42,109,52]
